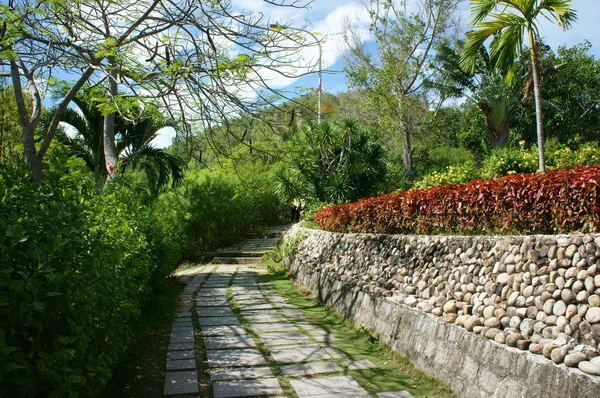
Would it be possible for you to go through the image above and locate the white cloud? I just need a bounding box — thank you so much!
[225,2,372,91]
[314,3,372,67]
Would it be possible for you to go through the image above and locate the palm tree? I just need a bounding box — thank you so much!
[460,0,577,173]
[59,92,183,193]
[437,41,515,147]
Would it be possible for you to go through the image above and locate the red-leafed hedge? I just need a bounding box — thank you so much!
[315,165,600,235]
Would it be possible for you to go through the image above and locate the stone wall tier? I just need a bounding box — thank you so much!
[284,226,600,397]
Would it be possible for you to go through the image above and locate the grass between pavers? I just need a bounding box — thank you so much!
[194,268,216,398]
[258,273,457,398]
[102,276,185,398]
[226,269,299,397]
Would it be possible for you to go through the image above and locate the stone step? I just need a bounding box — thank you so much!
[212,257,262,264]
[215,251,265,258]
[247,232,285,239]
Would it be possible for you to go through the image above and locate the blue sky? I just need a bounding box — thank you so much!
[155,0,600,147]
[281,0,600,95]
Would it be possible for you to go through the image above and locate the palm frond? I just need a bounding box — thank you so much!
[538,0,577,30]
[122,145,184,194]
[468,0,501,26]
[489,19,524,72]
[461,25,503,72]
[60,108,89,138]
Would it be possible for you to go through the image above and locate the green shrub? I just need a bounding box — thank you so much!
[0,169,176,397]
[156,168,286,259]
[546,142,600,170]
[414,161,479,189]
[415,141,600,189]
[480,143,539,178]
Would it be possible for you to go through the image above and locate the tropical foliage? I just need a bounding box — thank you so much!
[415,141,600,189]
[2,0,600,396]
[274,120,388,204]
[56,89,183,192]
[0,168,180,397]
[316,164,600,235]
[461,0,577,172]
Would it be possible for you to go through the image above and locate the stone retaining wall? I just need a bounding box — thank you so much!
[284,226,600,397]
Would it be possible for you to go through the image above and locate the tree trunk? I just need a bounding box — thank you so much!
[21,123,43,182]
[0,107,4,164]
[529,28,545,173]
[29,155,43,183]
[401,127,413,181]
[479,102,510,148]
[103,66,119,182]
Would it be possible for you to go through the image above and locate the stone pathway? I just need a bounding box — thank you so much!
[163,227,415,397]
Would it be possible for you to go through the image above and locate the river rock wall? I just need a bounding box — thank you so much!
[284,226,600,397]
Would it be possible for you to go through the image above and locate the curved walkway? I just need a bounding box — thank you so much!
[163,227,414,398]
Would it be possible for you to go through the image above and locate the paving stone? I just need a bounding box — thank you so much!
[231,288,260,293]
[243,314,288,323]
[196,300,230,307]
[234,298,269,305]
[172,321,193,328]
[265,297,288,304]
[197,308,235,317]
[233,294,269,304]
[276,303,296,309]
[250,322,299,333]
[377,391,415,398]
[198,317,241,326]
[344,359,376,370]
[322,345,347,359]
[259,332,313,347]
[238,304,276,311]
[202,287,228,291]
[296,322,319,331]
[206,348,267,367]
[281,361,343,376]
[167,350,195,360]
[309,330,338,343]
[197,289,226,295]
[210,367,274,381]
[241,309,281,317]
[166,358,196,370]
[204,335,257,350]
[201,325,250,336]
[281,310,307,321]
[232,292,263,297]
[231,288,259,293]
[232,280,257,285]
[164,370,199,395]
[269,344,333,364]
[213,378,283,397]
[172,326,194,333]
[168,342,194,351]
[170,331,195,344]
[175,312,193,318]
[290,376,370,397]
[197,290,227,297]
